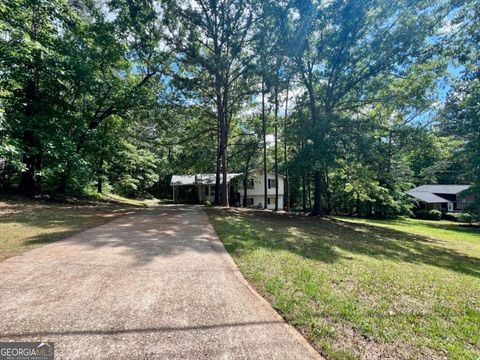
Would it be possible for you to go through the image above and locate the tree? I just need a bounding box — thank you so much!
[288,0,453,215]
[441,0,480,219]
[164,0,254,206]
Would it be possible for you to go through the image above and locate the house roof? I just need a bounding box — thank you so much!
[408,184,470,195]
[406,190,450,204]
[171,173,242,186]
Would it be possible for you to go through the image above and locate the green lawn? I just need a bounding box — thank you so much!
[0,195,147,261]
[207,208,480,360]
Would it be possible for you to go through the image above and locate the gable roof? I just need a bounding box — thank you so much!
[406,190,450,204]
[408,184,470,195]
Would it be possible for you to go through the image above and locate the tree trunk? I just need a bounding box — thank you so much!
[308,173,313,210]
[18,129,38,195]
[304,66,324,216]
[97,154,104,194]
[243,153,251,207]
[311,171,323,215]
[220,87,229,207]
[214,123,221,205]
[326,170,331,215]
[284,86,290,212]
[262,79,268,209]
[302,171,307,212]
[220,123,228,206]
[274,85,279,211]
[97,176,103,194]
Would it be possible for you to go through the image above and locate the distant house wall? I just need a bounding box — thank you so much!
[457,193,477,210]
[238,172,284,196]
[199,184,217,203]
[172,171,286,208]
[238,171,285,209]
[240,194,284,210]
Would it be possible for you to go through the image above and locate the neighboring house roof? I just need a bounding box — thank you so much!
[409,184,470,194]
[406,190,450,204]
[171,173,242,186]
[406,184,472,204]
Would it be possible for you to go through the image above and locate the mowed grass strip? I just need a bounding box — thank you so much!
[0,196,145,261]
[207,208,480,360]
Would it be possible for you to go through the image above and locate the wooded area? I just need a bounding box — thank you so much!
[1,0,479,219]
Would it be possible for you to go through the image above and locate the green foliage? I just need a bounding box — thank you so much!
[414,210,442,221]
[443,212,474,224]
[0,0,477,215]
[0,0,168,197]
[109,141,159,198]
[209,209,480,359]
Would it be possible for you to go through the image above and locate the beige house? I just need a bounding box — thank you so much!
[171,170,285,210]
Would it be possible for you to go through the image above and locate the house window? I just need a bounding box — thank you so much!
[204,186,209,197]
[247,178,255,189]
[210,185,216,196]
[267,197,275,205]
[268,179,276,189]
[246,198,254,206]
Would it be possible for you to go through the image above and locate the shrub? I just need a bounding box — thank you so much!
[414,209,442,221]
[204,200,213,207]
[443,212,474,224]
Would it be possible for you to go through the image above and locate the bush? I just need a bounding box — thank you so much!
[204,200,213,207]
[414,209,442,221]
[443,212,474,224]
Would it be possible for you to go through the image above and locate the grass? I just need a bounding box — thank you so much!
[0,194,149,261]
[206,208,480,360]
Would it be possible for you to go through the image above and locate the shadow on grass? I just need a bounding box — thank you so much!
[209,208,480,278]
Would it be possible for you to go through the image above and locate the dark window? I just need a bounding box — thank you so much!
[246,198,254,206]
[247,179,255,189]
[268,179,276,189]
[210,186,216,196]
[204,186,209,196]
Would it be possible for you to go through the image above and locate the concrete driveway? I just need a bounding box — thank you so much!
[0,205,320,359]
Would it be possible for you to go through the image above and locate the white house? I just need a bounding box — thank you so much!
[238,169,285,210]
[170,170,285,210]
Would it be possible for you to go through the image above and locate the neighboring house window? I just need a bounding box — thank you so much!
[247,179,254,189]
[268,179,276,189]
[246,198,254,206]
[267,197,275,205]
[210,185,216,196]
[204,186,209,197]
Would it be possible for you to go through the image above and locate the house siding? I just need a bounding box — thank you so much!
[172,171,286,209]
[239,172,285,209]
[457,194,476,210]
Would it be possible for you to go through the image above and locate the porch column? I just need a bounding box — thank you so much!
[172,185,175,203]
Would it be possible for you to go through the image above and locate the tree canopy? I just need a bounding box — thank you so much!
[0,0,478,219]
